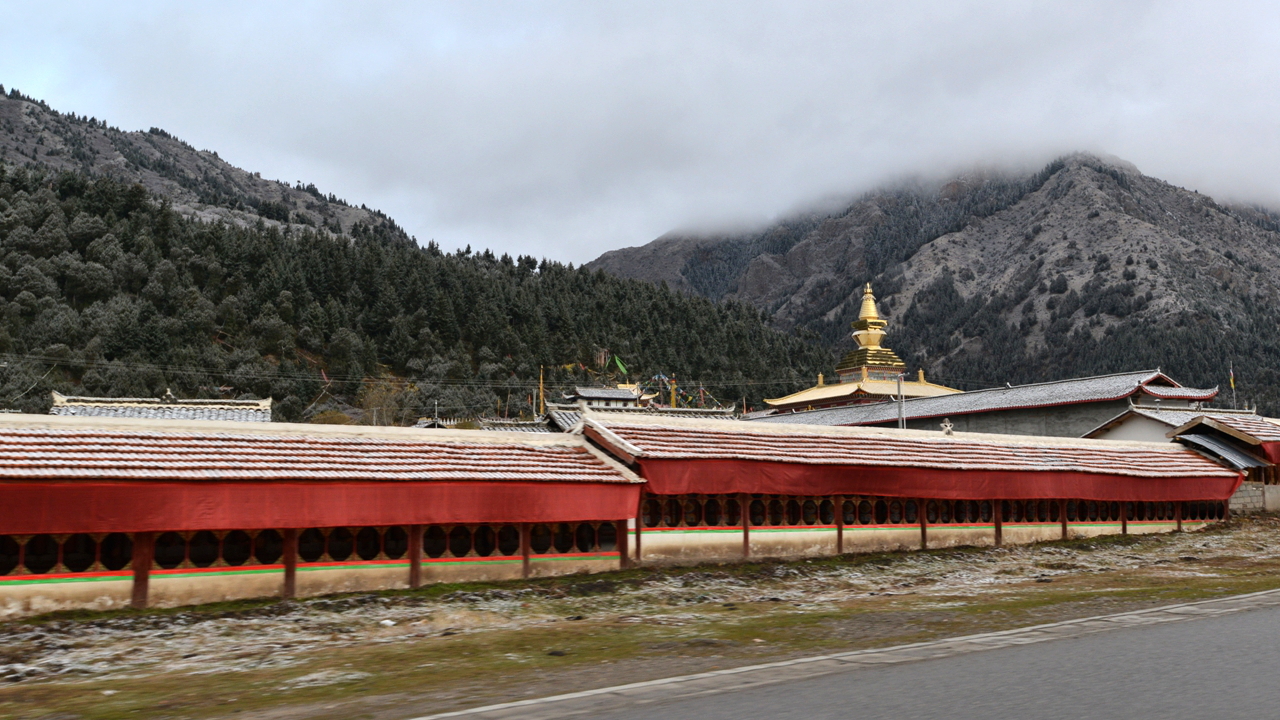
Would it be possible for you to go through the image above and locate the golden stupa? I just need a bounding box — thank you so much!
[764,284,958,412]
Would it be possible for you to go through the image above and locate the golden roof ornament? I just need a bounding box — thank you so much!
[836,282,906,374]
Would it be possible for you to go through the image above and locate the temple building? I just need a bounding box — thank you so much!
[763,284,958,413]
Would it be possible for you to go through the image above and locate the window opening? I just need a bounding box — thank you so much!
[384,526,408,559]
[356,527,382,561]
[725,498,741,526]
[497,525,520,556]
[530,524,552,554]
[253,530,283,565]
[448,526,472,558]
[153,532,186,570]
[768,499,785,526]
[473,526,496,557]
[683,498,703,526]
[0,536,17,575]
[597,522,618,551]
[63,534,96,573]
[552,523,575,553]
[424,526,448,558]
[100,533,133,571]
[221,531,252,566]
[188,531,220,568]
[575,524,596,553]
[703,499,723,526]
[298,528,326,563]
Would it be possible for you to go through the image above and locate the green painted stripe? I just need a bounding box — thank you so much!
[750,527,837,534]
[156,567,284,580]
[299,562,411,573]
[637,528,744,535]
[532,554,619,563]
[0,574,132,587]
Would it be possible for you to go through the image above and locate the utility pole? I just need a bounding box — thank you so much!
[538,366,545,415]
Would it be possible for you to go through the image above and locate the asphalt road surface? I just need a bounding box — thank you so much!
[594,604,1280,720]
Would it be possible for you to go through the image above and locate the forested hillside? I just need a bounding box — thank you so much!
[592,155,1280,412]
[0,164,831,421]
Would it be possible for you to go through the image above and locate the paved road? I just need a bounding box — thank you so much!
[417,590,1280,720]
[597,605,1280,720]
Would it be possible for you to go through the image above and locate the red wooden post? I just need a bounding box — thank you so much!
[408,525,424,589]
[616,519,629,569]
[740,493,751,558]
[634,493,645,567]
[993,501,1003,547]
[835,495,844,555]
[1059,499,1068,540]
[281,528,298,600]
[130,531,153,609]
[1121,502,1129,535]
[919,499,928,550]
[520,523,532,578]
[1175,501,1183,532]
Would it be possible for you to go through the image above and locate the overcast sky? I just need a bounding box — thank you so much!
[4,1,1280,262]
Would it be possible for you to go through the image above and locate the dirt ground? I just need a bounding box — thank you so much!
[4,517,1280,720]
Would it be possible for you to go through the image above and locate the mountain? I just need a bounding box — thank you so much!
[0,86,402,239]
[590,154,1280,411]
[0,87,831,420]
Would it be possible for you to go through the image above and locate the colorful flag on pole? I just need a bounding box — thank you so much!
[1230,366,1236,390]
[614,356,627,375]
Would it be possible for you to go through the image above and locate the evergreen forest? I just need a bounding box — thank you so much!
[0,165,831,422]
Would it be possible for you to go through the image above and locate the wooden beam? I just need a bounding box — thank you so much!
[740,493,751,558]
[1059,499,1068,540]
[993,501,1003,548]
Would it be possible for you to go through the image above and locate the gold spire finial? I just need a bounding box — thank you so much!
[859,283,880,322]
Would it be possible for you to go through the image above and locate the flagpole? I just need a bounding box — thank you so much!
[1231,361,1237,409]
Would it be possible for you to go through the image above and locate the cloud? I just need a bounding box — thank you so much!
[5,1,1280,262]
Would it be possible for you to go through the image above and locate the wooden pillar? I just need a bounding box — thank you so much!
[1059,499,1068,540]
[634,493,645,567]
[1121,502,1129,535]
[616,519,630,569]
[130,531,153,609]
[281,528,298,600]
[520,523,532,578]
[1223,498,1231,522]
[835,496,844,555]
[993,501,1003,547]
[408,525,424,589]
[1175,501,1183,532]
[919,499,928,550]
[740,493,751,558]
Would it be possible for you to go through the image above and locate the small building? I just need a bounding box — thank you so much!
[50,390,272,423]
[751,369,1218,438]
[559,386,645,409]
[763,284,959,413]
[1086,405,1280,510]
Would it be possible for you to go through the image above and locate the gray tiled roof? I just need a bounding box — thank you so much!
[569,386,640,401]
[50,405,271,422]
[478,418,556,433]
[1089,407,1280,443]
[547,410,582,432]
[750,370,1218,427]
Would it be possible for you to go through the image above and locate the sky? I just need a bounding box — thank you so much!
[4,1,1280,263]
